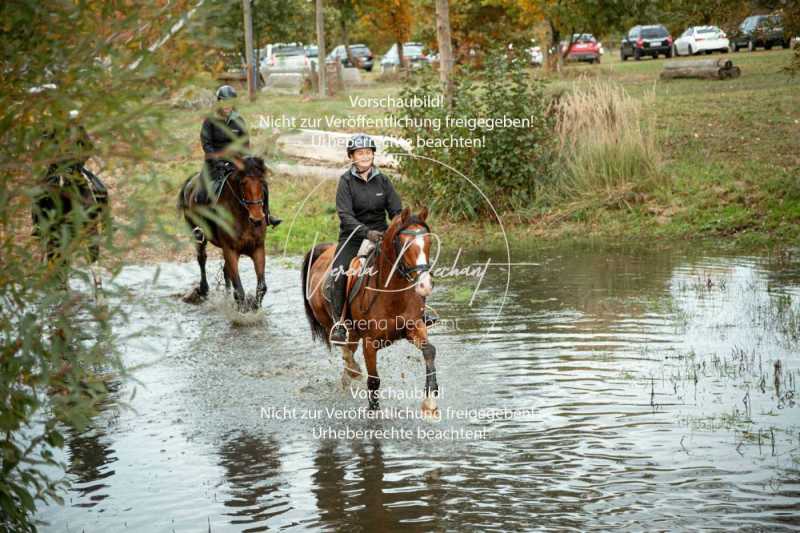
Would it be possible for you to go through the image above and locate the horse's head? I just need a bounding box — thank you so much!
[235,156,267,226]
[384,207,434,297]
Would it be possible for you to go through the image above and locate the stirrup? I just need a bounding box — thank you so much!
[329,320,349,345]
[192,226,206,244]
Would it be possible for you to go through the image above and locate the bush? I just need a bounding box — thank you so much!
[390,51,554,220]
[0,2,216,530]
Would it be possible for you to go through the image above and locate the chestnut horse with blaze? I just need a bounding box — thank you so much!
[301,207,439,414]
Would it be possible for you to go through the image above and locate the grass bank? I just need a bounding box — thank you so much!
[98,49,798,265]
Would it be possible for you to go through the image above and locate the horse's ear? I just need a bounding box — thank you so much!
[418,207,428,222]
[400,207,410,224]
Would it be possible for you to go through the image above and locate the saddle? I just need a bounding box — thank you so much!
[323,240,378,312]
[182,162,235,206]
[44,165,108,203]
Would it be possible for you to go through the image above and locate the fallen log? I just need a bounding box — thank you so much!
[660,65,740,80]
[663,58,733,70]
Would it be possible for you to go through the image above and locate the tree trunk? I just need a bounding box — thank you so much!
[435,0,454,107]
[663,58,733,69]
[397,40,405,70]
[660,65,740,79]
[341,17,355,67]
[316,0,326,97]
[242,0,256,101]
[547,20,562,72]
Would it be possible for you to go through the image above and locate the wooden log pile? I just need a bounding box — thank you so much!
[660,58,741,80]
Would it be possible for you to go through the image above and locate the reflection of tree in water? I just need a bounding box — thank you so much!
[65,379,122,507]
[312,438,447,531]
[217,431,285,528]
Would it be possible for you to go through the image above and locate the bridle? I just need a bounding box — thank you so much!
[225,170,265,211]
[393,226,431,282]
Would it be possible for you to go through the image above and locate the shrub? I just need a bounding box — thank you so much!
[390,51,554,220]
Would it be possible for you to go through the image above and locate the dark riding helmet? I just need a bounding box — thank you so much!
[216,85,238,101]
[346,133,376,157]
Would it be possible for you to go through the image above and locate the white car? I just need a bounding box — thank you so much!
[673,26,730,56]
[527,46,543,66]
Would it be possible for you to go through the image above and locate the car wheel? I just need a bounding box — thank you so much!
[722,47,729,54]
[783,40,791,49]
[765,43,772,50]
[705,50,712,55]
[621,49,628,61]
[634,48,641,60]
[748,40,755,52]
[732,43,739,52]
[688,45,693,55]
[667,47,674,58]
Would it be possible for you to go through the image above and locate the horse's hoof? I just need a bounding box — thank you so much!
[421,397,440,420]
[182,287,207,304]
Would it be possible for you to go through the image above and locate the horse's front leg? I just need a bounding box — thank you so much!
[183,239,209,304]
[223,247,245,310]
[408,324,439,417]
[363,338,381,410]
[252,245,267,307]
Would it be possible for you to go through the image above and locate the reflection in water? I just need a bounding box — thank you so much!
[217,432,286,529]
[36,246,800,531]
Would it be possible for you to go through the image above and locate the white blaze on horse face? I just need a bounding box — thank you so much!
[414,235,433,297]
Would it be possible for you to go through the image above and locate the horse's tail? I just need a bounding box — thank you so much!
[301,243,333,349]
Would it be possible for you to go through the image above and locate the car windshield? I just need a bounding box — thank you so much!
[573,34,595,43]
[349,46,370,57]
[641,27,668,38]
[696,27,719,34]
[404,44,424,56]
[274,46,304,57]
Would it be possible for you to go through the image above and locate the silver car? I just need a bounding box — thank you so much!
[260,43,310,76]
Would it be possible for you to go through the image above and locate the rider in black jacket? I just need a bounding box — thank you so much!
[198,85,281,227]
[329,134,402,344]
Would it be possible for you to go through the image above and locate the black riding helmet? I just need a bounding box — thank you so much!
[216,85,238,101]
[346,133,376,157]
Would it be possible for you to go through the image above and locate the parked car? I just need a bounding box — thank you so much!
[620,25,673,60]
[673,26,730,56]
[730,14,790,52]
[380,42,429,72]
[305,45,318,69]
[528,46,543,66]
[561,34,602,63]
[260,43,309,76]
[326,44,374,71]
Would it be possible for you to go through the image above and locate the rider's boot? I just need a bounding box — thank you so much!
[330,274,349,344]
[263,181,282,228]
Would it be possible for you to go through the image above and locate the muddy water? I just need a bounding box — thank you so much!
[38,245,800,531]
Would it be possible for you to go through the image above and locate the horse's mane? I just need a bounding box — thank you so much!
[242,156,266,178]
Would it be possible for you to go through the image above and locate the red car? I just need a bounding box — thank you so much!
[562,34,602,63]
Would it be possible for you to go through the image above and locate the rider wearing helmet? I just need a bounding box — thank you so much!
[329,133,402,344]
[41,108,107,200]
[197,85,281,227]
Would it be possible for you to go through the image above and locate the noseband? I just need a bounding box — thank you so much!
[226,173,265,210]
[393,227,431,282]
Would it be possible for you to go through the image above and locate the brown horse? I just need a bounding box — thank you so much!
[31,167,109,297]
[301,207,439,414]
[178,156,269,311]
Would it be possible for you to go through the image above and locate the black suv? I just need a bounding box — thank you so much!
[621,25,673,60]
[730,14,790,52]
